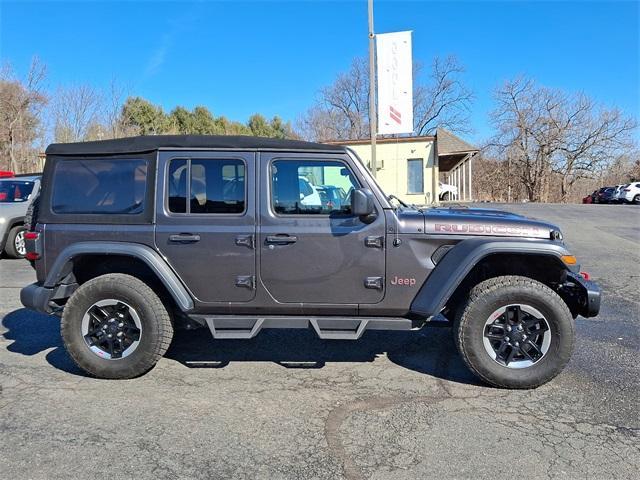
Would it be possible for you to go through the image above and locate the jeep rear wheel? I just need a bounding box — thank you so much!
[61,273,173,379]
[454,275,574,389]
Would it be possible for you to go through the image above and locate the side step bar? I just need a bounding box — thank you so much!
[189,315,415,340]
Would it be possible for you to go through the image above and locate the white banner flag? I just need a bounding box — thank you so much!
[376,31,413,135]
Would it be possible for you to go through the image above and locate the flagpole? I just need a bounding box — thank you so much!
[368,0,377,177]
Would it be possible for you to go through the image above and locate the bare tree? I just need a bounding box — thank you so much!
[413,56,474,135]
[554,97,637,200]
[104,78,130,138]
[298,58,370,141]
[490,77,637,202]
[0,57,47,173]
[52,84,103,143]
[298,55,473,141]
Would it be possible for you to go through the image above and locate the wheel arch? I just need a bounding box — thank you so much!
[1,216,25,246]
[410,238,573,319]
[45,242,194,312]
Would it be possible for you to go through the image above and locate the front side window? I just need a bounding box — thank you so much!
[167,158,245,214]
[52,159,147,214]
[271,160,359,215]
[0,181,35,203]
[407,158,424,194]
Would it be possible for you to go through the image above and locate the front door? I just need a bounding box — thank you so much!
[259,153,386,305]
[155,151,256,303]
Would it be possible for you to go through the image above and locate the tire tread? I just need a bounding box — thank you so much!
[61,273,173,379]
[454,275,574,389]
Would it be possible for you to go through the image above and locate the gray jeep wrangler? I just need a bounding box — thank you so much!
[21,135,600,387]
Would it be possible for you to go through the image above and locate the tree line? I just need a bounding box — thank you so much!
[0,57,295,173]
[1,56,637,203]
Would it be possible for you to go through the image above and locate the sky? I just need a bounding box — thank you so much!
[1,0,638,144]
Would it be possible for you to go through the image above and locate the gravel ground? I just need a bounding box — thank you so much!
[1,203,638,480]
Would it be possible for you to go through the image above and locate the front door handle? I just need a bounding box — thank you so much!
[169,233,201,243]
[265,235,298,245]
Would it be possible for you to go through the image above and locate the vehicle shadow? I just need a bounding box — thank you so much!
[166,324,481,386]
[1,308,85,375]
[2,308,481,386]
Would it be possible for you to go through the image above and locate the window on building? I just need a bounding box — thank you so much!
[407,158,424,194]
[167,158,245,214]
[271,160,359,215]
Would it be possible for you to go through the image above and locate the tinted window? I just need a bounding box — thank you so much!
[271,160,358,215]
[168,159,188,213]
[407,158,424,194]
[52,159,147,214]
[0,180,35,203]
[167,158,245,214]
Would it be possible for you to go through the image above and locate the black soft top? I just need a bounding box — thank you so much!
[45,135,345,156]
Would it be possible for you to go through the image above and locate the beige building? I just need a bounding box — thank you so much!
[329,129,478,205]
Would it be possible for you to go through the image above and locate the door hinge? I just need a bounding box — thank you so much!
[364,276,384,290]
[365,236,384,248]
[235,275,255,289]
[235,234,255,249]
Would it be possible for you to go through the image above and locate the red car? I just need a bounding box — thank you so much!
[0,170,15,178]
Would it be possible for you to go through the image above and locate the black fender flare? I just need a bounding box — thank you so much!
[44,242,194,311]
[410,238,573,318]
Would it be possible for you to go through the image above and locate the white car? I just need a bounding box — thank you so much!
[619,182,640,204]
[439,181,458,201]
[298,176,322,206]
[610,184,627,203]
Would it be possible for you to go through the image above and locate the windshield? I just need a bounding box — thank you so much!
[0,180,35,203]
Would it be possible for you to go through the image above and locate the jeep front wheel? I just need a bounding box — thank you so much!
[61,273,173,379]
[454,275,574,389]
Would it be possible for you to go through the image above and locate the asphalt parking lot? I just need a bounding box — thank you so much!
[1,203,638,480]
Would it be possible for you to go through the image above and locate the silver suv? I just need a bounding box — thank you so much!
[0,175,40,258]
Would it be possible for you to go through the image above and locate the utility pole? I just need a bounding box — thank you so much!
[368,0,377,177]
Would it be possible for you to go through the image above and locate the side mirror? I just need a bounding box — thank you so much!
[351,188,375,219]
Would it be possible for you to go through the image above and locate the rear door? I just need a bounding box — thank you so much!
[258,152,386,305]
[155,151,256,303]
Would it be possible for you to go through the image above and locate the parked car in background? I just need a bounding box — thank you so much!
[0,175,41,258]
[609,184,627,204]
[439,181,458,201]
[619,182,640,204]
[593,187,615,204]
[316,185,348,211]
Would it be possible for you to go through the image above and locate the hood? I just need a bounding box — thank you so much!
[395,207,560,240]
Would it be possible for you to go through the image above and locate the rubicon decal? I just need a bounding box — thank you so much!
[429,223,547,238]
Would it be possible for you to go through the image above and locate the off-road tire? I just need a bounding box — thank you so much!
[61,273,173,379]
[5,225,26,259]
[454,275,574,389]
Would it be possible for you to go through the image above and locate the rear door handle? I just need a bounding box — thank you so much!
[265,235,298,245]
[169,233,201,243]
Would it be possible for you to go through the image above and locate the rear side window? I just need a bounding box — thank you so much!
[0,181,35,202]
[51,159,147,214]
[167,158,245,214]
